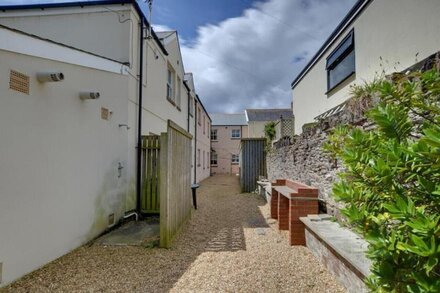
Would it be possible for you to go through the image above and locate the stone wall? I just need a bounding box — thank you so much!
[267,101,371,217]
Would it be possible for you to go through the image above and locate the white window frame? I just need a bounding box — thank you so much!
[167,67,175,102]
[232,154,240,164]
[176,76,181,109]
[211,153,218,165]
[231,129,241,138]
[211,129,217,141]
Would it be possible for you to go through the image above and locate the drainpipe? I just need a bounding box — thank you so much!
[194,97,198,184]
[136,18,145,218]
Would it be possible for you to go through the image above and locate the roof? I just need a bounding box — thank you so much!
[0,0,168,56]
[210,113,247,126]
[245,109,293,122]
[290,0,372,89]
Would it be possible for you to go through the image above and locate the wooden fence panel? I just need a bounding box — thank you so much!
[141,135,160,213]
[160,120,193,248]
[240,138,267,193]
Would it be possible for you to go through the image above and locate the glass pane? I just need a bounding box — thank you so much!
[328,50,355,90]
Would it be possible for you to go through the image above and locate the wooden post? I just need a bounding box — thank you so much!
[160,132,169,248]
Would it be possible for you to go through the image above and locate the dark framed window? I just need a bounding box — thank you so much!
[326,30,355,92]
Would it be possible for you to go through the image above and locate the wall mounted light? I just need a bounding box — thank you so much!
[37,72,64,82]
[79,92,100,100]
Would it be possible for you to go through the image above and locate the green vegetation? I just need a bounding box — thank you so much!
[324,70,440,292]
[264,121,276,141]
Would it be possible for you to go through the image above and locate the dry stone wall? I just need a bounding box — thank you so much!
[267,104,371,217]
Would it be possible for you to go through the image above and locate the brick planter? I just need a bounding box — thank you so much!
[270,179,319,245]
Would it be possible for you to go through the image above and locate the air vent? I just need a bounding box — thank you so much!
[101,107,109,120]
[108,213,115,226]
[9,70,30,94]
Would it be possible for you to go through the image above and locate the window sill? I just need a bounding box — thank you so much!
[211,140,218,142]
[231,163,239,165]
[231,137,241,140]
[176,106,181,112]
[167,97,176,106]
[326,72,355,96]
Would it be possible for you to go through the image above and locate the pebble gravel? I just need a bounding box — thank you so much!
[2,175,345,293]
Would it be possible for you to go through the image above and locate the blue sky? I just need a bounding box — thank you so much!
[0,0,357,112]
[152,0,255,40]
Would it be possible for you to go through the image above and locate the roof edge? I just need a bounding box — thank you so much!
[0,0,168,56]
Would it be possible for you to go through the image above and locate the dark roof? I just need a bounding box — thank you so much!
[0,0,168,56]
[290,0,372,89]
[245,109,293,122]
[210,113,247,126]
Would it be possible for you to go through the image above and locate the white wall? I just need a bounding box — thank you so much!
[0,6,132,63]
[0,30,129,286]
[292,0,440,134]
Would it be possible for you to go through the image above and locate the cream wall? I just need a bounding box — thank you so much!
[211,125,248,175]
[0,29,129,286]
[248,121,268,138]
[0,6,132,63]
[195,101,211,182]
[292,0,440,134]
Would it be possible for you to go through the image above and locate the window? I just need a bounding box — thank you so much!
[207,122,210,138]
[197,149,201,166]
[203,150,205,169]
[232,154,239,164]
[326,30,355,92]
[167,67,175,102]
[211,153,218,165]
[231,129,241,138]
[203,115,206,134]
[208,152,210,169]
[211,129,218,140]
[189,95,194,116]
[198,107,201,125]
[176,76,181,109]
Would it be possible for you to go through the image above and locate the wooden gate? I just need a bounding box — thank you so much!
[160,120,193,248]
[141,135,160,214]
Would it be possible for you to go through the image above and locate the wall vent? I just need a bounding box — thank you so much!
[108,213,115,227]
[9,70,30,94]
[101,107,110,120]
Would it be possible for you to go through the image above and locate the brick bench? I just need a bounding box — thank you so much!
[270,179,319,245]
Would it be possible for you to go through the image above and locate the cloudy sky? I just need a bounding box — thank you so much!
[1,0,356,113]
[153,0,356,113]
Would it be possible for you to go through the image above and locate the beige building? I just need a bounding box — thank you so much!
[0,0,210,286]
[291,0,440,134]
[210,113,248,175]
[245,108,293,138]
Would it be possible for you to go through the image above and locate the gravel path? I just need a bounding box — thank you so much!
[2,175,345,293]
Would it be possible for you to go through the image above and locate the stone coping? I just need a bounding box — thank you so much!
[300,216,371,278]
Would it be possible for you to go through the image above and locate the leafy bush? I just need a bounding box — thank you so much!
[324,70,440,292]
[264,121,276,141]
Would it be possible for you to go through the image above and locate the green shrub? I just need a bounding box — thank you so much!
[264,121,276,141]
[324,70,440,292]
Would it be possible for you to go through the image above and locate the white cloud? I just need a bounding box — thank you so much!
[180,0,356,113]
